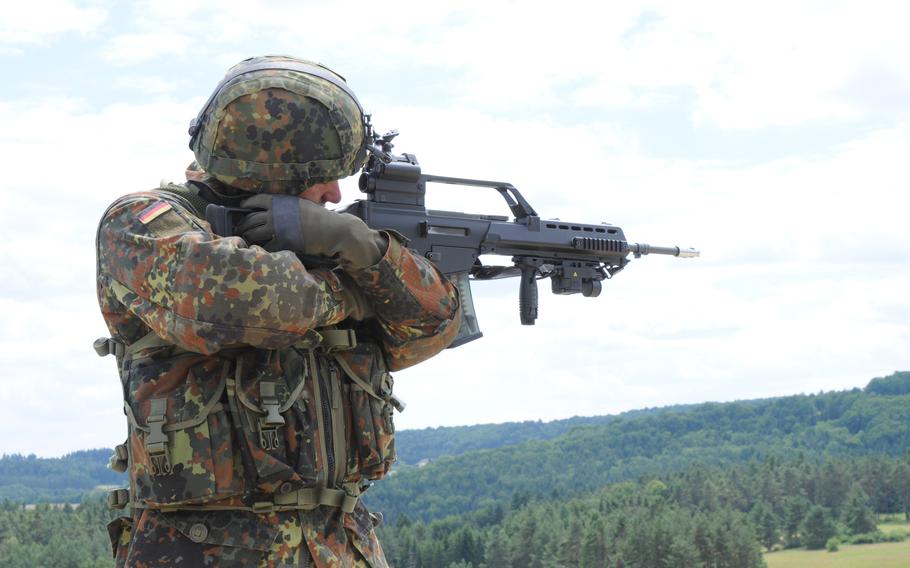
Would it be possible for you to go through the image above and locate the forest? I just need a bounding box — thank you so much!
[376,455,910,567]
[1,371,908,566]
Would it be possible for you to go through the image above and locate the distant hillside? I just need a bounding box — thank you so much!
[364,371,910,522]
[395,406,690,464]
[0,449,122,503]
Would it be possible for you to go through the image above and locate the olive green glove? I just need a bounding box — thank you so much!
[238,194,387,270]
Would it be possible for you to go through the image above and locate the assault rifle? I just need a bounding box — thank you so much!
[206,125,699,349]
[337,127,698,348]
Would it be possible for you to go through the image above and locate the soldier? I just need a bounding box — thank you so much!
[96,55,461,567]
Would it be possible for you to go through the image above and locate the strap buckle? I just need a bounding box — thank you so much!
[258,381,284,450]
[380,373,406,412]
[145,398,172,476]
[108,443,129,473]
[252,501,276,513]
[107,488,130,510]
[320,329,357,353]
[93,337,125,358]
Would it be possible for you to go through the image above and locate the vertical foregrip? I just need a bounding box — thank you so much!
[519,264,538,325]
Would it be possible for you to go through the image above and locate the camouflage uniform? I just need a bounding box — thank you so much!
[96,56,461,567]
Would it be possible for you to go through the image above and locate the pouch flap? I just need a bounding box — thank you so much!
[126,357,228,432]
[234,351,308,415]
[161,510,278,552]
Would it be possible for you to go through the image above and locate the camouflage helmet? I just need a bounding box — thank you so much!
[188,55,367,194]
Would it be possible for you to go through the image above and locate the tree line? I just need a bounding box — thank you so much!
[366,371,910,523]
[377,454,910,567]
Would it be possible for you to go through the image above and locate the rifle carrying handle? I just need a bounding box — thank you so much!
[519,264,538,325]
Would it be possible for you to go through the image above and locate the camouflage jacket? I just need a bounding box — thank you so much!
[96,185,460,567]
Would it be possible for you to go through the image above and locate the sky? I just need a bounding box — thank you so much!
[1,0,908,457]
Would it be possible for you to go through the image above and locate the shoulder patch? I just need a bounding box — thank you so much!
[138,200,173,224]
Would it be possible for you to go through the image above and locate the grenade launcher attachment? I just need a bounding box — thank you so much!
[336,126,700,348]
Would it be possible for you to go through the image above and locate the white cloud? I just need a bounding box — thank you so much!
[101,32,192,65]
[0,0,106,47]
[75,1,910,128]
[112,75,178,94]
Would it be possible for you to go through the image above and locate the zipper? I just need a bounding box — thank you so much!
[311,354,348,489]
[328,360,347,487]
[317,362,336,486]
[309,352,330,489]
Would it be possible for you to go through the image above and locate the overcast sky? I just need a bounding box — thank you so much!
[1,0,908,457]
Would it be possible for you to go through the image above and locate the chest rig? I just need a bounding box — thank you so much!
[97,324,402,515]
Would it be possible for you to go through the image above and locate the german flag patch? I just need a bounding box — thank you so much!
[138,201,173,224]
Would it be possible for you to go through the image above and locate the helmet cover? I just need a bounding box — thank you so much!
[189,55,366,194]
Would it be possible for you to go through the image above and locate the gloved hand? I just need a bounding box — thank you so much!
[237,194,387,270]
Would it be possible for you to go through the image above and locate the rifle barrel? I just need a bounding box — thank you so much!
[628,244,700,258]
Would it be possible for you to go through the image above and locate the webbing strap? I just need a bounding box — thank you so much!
[333,354,406,412]
[268,487,359,513]
[136,487,360,514]
[93,332,171,359]
[125,332,172,358]
[320,329,357,352]
[332,355,384,404]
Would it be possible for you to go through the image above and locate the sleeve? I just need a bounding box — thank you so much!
[348,232,461,371]
[97,192,355,355]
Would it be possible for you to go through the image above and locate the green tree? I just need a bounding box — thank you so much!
[801,506,837,550]
[750,501,780,551]
[484,528,511,568]
[580,517,607,568]
[781,495,809,548]
[893,461,910,521]
[841,486,877,535]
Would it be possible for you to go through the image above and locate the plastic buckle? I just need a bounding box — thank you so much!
[320,329,357,353]
[340,491,359,514]
[252,501,276,513]
[147,444,172,476]
[258,381,284,450]
[380,373,406,412]
[93,337,124,358]
[108,444,129,473]
[258,426,280,451]
[145,399,172,475]
[107,488,130,510]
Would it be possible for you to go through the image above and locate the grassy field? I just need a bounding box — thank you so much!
[765,517,910,568]
[878,514,910,535]
[765,540,910,568]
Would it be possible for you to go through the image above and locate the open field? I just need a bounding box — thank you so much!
[764,540,910,568]
[878,514,910,536]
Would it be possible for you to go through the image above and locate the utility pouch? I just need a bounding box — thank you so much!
[124,353,243,507]
[229,350,316,493]
[336,344,399,480]
[107,516,132,567]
